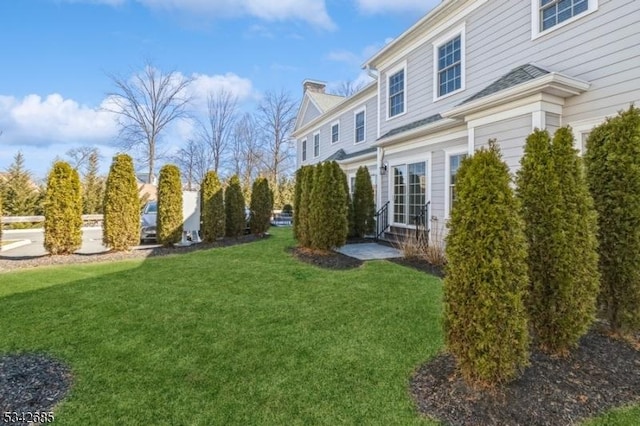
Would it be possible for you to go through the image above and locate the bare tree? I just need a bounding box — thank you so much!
[255,90,297,202]
[194,89,238,174]
[174,139,210,191]
[106,62,192,183]
[66,146,101,171]
[332,80,366,97]
[231,113,264,194]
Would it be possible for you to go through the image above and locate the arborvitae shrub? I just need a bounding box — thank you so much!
[103,154,139,251]
[296,166,315,247]
[250,177,273,236]
[0,189,3,241]
[585,106,640,333]
[44,161,83,255]
[200,171,225,242]
[353,166,375,238]
[444,141,529,386]
[225,175,245,238]
[157,164,183,246]
[517,128,600,354]
[309,162,348,250]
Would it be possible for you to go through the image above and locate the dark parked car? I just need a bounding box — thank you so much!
[140,201,157,243]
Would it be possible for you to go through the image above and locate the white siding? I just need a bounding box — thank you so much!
[475,114,532,172]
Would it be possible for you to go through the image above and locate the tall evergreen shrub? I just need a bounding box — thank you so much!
[585,106,640,333]
[44,161,83,255]
[200,171,225,242]
[444,141,529,386]
[293,166,305,240]
[296,166,315,247]
[250,177,273,236]
[225,175,245,238]
[517,128,599,354]
[157,164,183,246]
[103,154,139,251]
[353,166,375,238]
[309,162,348,250]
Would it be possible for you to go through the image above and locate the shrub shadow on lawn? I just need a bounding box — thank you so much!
[288,246,363,270]
[411,326,640,426]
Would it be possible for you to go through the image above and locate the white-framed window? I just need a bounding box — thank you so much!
[532,0,598,39]
[433,25,465,101]
[445,148,468,218]
[349,175,356,197]
[313,132,320,158]
[387,63,406,119]
[302,139,307,162]
[392,161,428,225]
[355,109,366,143]
[331,121,340,144]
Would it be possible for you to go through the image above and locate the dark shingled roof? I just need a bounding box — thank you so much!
[460,64,550,105]
[378,114,443,140]
[325,147,377,162]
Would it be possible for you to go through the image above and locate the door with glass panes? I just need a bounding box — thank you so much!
[392,161,427,226]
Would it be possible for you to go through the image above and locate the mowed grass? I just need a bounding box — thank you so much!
[1,227,638,425]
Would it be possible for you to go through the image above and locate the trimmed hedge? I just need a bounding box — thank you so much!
[103,154,140,251]
[157,164,183,246]
[309,162,348,250]
[353,166,375,238]
[516,128,600,354]
[295,166,315,247]
[43,161,83,255]
[444,141,529,386]
[250,177,273,236]
[225,175,245,238]
[585,106,640,333]
[200,171,225,242]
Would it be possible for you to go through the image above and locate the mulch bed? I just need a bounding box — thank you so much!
[0,353,72,425]
[0,234,266,273]
[389,256,444,278]
[411,327,640,425]
[289,246,363,270]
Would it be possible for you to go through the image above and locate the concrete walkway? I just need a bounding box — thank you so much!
[335,242,403,260]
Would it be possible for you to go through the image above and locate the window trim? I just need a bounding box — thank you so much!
[331,120,340,144]
[301,139,307,162]
[432,24,466,102]
[531,0,598,40]
[386,61,407,121]
[354,107,367,144]
[388,153,432,228]
[444,146,468,219]
[313,132,320,158]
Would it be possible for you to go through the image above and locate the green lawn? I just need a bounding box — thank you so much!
[0,227,638,425]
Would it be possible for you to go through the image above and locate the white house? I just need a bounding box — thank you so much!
[293,0,640,240]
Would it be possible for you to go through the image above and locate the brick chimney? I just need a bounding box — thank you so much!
[303,79,326,95]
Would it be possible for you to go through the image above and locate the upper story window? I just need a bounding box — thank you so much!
[433,25,465,101]
[355,109,366,143]
[438,36,462,97]
[532,0,598,38]
[313,132,320,157]
[302,139,307,162]
[331,122,339,143]
[388,68,405,118]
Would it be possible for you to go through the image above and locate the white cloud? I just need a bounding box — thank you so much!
[355,0,440,14]
[0,94,118,147]
[139,0,335,30]
[187,72,255,111]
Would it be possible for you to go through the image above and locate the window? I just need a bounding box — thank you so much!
[313,133,320,157]
[437,35,462,97]
[448,154,466,212]
[302,139,307,162]
[393,162,427,224]
[349,176,356,196]
[388,69,405,118]
[355,110,365,143]
[533,0,598,38]
[331,122,339,143]
[540,0,589,31]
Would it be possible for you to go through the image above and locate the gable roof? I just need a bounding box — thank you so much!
[460,64,550,105]
[308,91,344,112]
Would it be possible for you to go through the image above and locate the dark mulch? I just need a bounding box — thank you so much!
[0,353,72,425]
[411,328,640,426]
[289,246,363,270]
[389,257,445,278]
[0,233,266,273]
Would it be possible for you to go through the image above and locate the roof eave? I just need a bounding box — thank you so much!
[336,151,377,165]
[444,73,591,119]
[374,118,461,147]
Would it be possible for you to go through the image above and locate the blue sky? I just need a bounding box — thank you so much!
[0,0,439,179]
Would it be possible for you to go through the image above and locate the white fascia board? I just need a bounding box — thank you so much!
[374,117,461,148]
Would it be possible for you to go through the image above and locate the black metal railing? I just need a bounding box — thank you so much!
[374,201,390,242]
[413,201,430,249]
